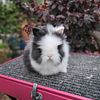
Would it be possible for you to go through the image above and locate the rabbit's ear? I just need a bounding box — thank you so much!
[55,25,64,34]
[32,28,45,37]
[47,24,64,34]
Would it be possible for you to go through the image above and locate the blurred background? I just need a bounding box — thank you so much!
[0,0,100,64]
[0,0,26,63]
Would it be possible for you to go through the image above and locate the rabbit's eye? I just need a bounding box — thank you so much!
[58,44,63,49]
[37,48,41,53]
[57,44,64,61]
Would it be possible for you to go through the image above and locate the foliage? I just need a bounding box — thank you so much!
[15,0,100,53]
[0,43,11,63]
[0,43,8,49]
[0,2,26,34]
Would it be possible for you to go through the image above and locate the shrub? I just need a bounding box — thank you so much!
[15,0,100,53]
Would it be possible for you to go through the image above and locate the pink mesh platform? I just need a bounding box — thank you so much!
[0,53,100,100]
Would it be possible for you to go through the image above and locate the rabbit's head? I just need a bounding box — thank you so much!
[31,24,68,65]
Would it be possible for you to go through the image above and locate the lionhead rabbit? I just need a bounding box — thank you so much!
[25,24,69,75]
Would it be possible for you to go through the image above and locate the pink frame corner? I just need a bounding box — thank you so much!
[0,74,92,100]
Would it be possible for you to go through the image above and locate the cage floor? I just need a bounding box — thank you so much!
[0,53,100,100]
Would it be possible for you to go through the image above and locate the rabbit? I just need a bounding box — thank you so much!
[25,24,69,75]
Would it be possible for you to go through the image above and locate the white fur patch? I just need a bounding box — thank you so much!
[47,24,55,34]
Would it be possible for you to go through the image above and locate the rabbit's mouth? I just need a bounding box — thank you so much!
[46,59,60,66]
[41,55,61,66]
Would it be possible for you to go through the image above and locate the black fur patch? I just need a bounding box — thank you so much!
[31,27,48,64]
[58,44,65,62]
[32,43,42,64]
[33,28,47,42]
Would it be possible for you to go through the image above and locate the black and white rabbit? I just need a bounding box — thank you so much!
[25,24,69,75]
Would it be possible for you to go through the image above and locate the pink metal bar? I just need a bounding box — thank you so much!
[0,74,92,100]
